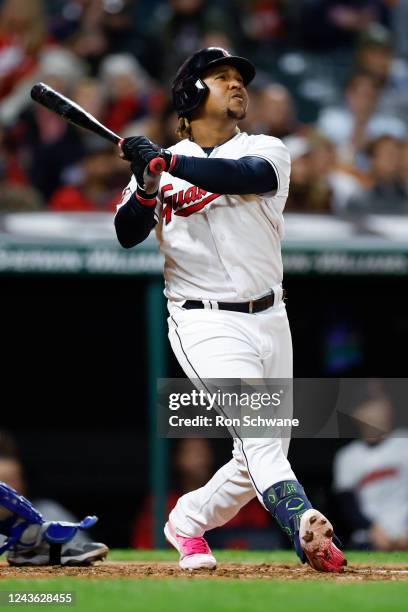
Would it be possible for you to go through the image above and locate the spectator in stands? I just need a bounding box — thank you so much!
[309,134,364,215]
[48,139,125,212]
[0,0,66,128]
[354,24,408,122]
[283,135,332,213]
[0,129,44,211]
[345,135,408,215]
[238,0,288,54]
[333,393,408,550]
[0,169,44,211]
[0,125,25,184]
[318,71,406,168]
[0,0,47,100]
[8,48,86,199]
[131,438,282,550]
[1,46,86,128]
[62,1,108,75]
[73,77,107,124]
[254,84,299,139]
[355,25,394,87]
[49,0,148,73]
[295,1,389,51]
[99,54,164,135]
[98,0,145,57]
[400,137,408,190]
[144,0,238,83]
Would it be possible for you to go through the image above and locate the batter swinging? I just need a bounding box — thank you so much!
[115,47,346,573]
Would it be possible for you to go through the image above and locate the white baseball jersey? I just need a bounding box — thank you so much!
[118,131,291,302]
[333,432,408,538]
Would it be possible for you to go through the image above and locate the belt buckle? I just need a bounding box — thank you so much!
[248,300,253,314]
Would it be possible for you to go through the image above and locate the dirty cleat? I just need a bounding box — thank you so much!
[164,521,216,570]
[7,540,108,566]
[262,481,346,573]
[299,509,347,572]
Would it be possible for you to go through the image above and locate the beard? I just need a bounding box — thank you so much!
[227,107,247,120]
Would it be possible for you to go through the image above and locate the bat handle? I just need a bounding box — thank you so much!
[148,157,166,175]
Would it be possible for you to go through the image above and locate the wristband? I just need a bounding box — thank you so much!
[135,187,158,207]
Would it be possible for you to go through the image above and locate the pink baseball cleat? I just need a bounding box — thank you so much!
[164,521,217,570]
[299,509,347,572]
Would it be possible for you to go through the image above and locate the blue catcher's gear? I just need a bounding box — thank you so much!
[0,482,43,555]
[42,516,97,544]
[0,482,108,566]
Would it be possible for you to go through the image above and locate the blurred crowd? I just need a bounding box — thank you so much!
[0,0,408,215]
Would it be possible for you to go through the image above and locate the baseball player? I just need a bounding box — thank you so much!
[115,47,346,573]
[0,481,108,565]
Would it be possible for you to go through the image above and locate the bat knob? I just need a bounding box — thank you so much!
[149,157,166,175]
[30,82,50,103]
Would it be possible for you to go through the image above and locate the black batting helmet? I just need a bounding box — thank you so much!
[172,47,256,118]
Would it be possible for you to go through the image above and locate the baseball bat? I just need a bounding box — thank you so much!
[30,82,166,175]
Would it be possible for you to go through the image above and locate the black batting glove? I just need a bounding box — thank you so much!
[121,136,174,173]
[119,139,145,182]
[120,139,160,200]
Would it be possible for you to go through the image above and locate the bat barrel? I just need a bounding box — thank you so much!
[30,82,120,145]
[30,83,166,177]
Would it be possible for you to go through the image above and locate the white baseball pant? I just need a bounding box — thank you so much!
[167,295,296,538]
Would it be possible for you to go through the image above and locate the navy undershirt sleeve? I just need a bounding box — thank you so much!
[171,155,278,195]
[115,155,278,248]
[114,194,156,249]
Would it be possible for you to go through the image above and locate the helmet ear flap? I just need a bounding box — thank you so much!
[172,76,209,118]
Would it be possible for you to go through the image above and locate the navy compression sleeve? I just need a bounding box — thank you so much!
[114,156,278,248]
[171,155,278,195]
[114,194,156,248]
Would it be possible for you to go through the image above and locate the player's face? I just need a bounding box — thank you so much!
[201,65,249,121]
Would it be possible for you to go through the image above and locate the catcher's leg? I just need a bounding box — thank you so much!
[0,482,108,566]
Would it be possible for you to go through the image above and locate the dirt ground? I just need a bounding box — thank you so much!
[1,561,408,582]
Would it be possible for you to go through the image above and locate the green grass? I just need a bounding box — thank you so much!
[1,551,407,612]
[0,579,407,612]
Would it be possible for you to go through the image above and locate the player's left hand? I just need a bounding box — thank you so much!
[119,139,159,195]
[121,136,174,172]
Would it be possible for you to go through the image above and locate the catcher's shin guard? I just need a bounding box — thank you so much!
[1,482,107,565]
[0,482,43,555]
